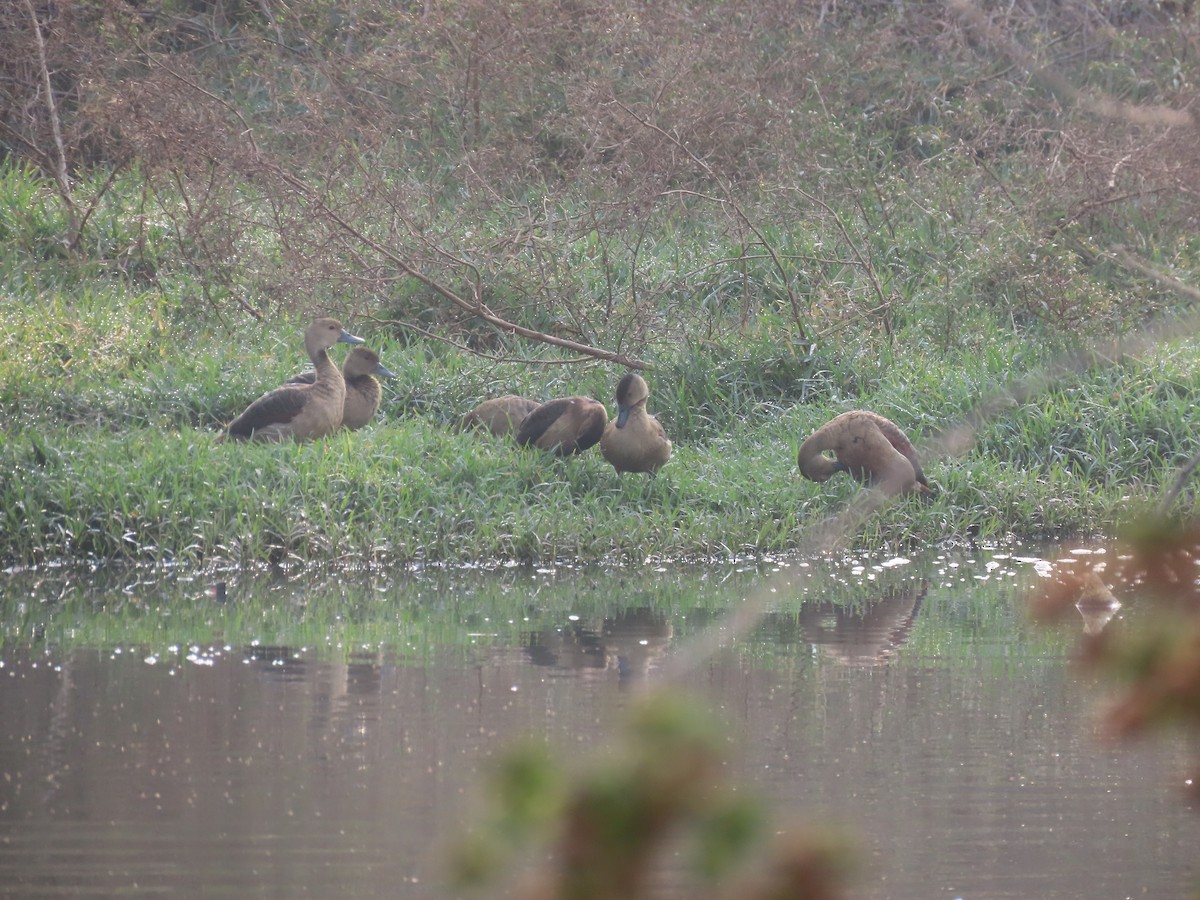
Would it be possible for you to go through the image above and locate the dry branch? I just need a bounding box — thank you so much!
[615,99,809,340]
[22,0,77,246]
[261,161,649,369]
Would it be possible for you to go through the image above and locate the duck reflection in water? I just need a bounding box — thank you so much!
[1072,571,1122,635]
[525,609,674,686]
[762,580,930,666]
[243,644,309,682]
[1028,554,1123,636]
[243,644,384,749]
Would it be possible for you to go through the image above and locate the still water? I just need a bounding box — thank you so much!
[0,550,1195,898]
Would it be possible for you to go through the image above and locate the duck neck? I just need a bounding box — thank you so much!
[798,450,841,482]
[310,348,346,400]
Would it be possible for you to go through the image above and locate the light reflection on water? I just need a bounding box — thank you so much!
[0,550,1196,898]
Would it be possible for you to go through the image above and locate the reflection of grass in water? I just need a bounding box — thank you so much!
[2,568,527,660]
[1,550,1073,668]
[730,551,1077,673]
[1,562,754,658]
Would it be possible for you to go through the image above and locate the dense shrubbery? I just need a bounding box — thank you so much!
[1,0,1197,362]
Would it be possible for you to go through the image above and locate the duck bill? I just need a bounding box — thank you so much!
[615,406,631,428]
[376,364,398,379]
[339,330,366,345]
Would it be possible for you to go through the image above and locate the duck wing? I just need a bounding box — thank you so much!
[225,386,307,439]
[516,398,606,456]
[872,416,929,487]
[515,398,570,449]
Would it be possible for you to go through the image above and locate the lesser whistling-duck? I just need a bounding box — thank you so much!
[797,410,931,496]
[515,396,608,456]
[459,395,540,438]
[286,346,395,430]
[600,372,672,475]
[222,317,363,442]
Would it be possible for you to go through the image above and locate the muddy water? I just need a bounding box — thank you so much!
[0,551,1196,898]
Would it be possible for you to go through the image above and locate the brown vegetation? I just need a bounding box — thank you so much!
[2,1,1197,358]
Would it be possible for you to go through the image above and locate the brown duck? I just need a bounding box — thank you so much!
[797,410,931,496]
[515,396,608,456]
[222,317,364,442]
[459,395,540,437]
[286,346,395,430]
[600,372,672,475]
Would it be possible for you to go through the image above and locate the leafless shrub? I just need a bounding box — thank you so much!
[2,0,1197,356]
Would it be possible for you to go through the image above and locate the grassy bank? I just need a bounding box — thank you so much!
[2,0,1199,569]
[1,197,1196,566]
[2,275,1196,569]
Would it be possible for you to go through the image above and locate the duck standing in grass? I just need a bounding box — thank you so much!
[286,346,395,430]
[797,410,931,496]
[600,372,672,475]
[460,395,540,437]
[515,395,608,456]
[222,317,364,442]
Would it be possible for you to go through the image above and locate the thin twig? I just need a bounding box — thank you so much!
[793,185,890,313]
[364,315,594,365]
[616,100,809,340]
[262,162,648,369]
[23,0,78,245]
[144,47,261,160]
[1160,450,1200,516]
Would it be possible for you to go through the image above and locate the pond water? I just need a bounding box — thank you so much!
[0,549,1196,899]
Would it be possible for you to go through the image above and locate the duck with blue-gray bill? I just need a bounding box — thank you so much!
[600,372,672,475]
[222,317,363,442]
[285,346,395,430]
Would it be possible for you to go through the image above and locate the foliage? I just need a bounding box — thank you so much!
[1,0,1196,358]
[4,267,1200,567]
[451,692,853,900]
[1027,519,1200,808]
[3,5,1199,894]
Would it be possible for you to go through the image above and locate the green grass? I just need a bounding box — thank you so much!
[0,316,1193,570]
[1,237,1197,569]
[0,76,1194,573]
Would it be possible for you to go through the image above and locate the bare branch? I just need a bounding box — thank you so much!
[22,0,77,245]
[364,314,594,365]
[143,50,261,161]
[1160,449,1200,515]
[1110,245,1200,305]
[261,161,649,369]
[616,99,809,340]
[949,0,1194,127]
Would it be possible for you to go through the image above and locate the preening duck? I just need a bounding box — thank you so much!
[797,410,931,496]
[459,395,540,437]
[515,396,608,456]
[286,346,395,430]
[600,372,672,475]
[222,317,364,442]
